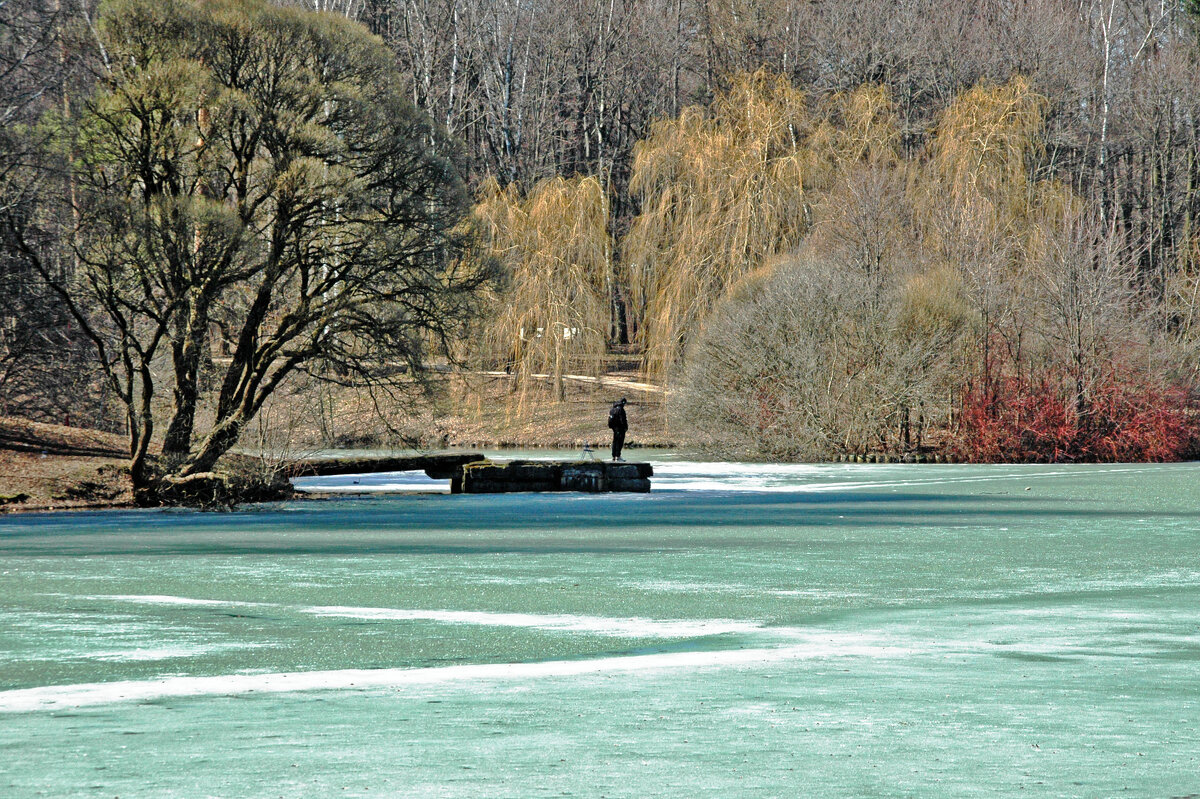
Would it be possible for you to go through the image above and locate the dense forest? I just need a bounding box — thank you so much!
[4,0,1200,480]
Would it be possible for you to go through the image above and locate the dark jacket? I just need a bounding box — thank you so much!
[608,403,628,433]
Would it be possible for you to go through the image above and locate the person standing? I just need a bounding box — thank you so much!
[607,398,628,461]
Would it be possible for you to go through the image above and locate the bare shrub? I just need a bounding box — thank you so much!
[676,246,963,460]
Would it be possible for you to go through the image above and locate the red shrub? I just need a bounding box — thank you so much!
[955,369,1199,463]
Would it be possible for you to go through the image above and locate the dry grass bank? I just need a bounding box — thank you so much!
[0,417,131,512]
[244,371,674,454]
[435,373,671,449]
[0,371,673,512]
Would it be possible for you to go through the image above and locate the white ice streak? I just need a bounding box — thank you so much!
[0,630,911,713]
[650,461,1167,493]
[302,606,761,638]
[629,580,744,594]
[68,595,758,638]
[62,595,758,638]
[96,595,267,608]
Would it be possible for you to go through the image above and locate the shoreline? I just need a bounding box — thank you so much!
[4,417,1195,515]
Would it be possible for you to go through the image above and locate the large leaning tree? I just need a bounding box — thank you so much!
[6,0,485,492]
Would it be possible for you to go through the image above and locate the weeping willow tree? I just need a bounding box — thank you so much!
[916,76,1154,435]
[921,75,1049,241]
[805,85,910,298]
[811,83,902,169]
[474,175,612,401]
[747,84,968,458]
[908,77,1052,389]
[624,70,821,381]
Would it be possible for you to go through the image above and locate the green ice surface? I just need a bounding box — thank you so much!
[1,461,1198,797]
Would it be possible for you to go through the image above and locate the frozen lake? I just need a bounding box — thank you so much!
[2,458,1199,796]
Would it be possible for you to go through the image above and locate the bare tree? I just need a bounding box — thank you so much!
[10,0,487,494]
[0,0,113,424]
[1030,208,1141,419]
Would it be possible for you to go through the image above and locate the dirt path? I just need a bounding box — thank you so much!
[477,371,666,395]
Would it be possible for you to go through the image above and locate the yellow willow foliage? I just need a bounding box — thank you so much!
[474,175,612,401]
[923,75,1048,239]
[625,70,819,380]
[811,84,901,169]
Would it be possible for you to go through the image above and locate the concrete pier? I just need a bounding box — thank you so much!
[460,460,652,493]
[285,453,651,494]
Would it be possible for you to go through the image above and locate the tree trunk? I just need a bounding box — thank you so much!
[162,299,211,458]
[161,358,200,459]
[554,340,566,401]
[127,363,156,493]
[184,416,244,476]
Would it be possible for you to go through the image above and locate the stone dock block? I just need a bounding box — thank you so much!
[561,464,605,492]
[465,479,558,493]
[606,478,651,493]
[460,459,653,494]
[607,463,648,479]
